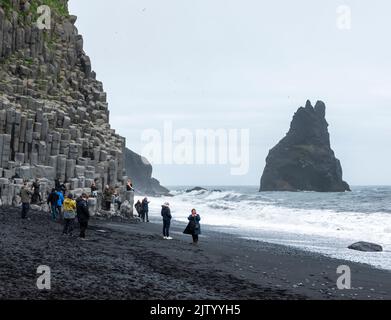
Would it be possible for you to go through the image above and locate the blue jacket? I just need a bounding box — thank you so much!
[56,191,64,207]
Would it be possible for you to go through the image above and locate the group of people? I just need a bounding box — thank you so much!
[19,182,91,239]
[159,202,202,245]
[134,197,150,222]
[19,178,202,244]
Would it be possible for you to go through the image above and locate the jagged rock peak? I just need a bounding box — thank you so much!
[260,100,350,192]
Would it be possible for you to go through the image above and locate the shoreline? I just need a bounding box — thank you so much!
[1,207,390,300]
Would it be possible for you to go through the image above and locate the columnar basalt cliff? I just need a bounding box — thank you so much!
[0,0,164,210]
[260,100,350,192]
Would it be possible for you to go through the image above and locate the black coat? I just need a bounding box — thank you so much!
[183,214,201,235]
[76,198,90,223]
[161,206,172,221]
[142,199,149,213]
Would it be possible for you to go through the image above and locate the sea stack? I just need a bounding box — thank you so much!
[260,100,350,192]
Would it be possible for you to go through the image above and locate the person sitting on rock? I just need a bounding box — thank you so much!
[63,194,77,236]
[47,189,59,221]
[126,179,134,192]
[20,183,32,220]
[90,181,98,198]
[76,193,90,240]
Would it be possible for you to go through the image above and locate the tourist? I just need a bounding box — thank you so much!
[113,191,122,211]
[135,200,142,218]
[183,209,201,245]
[141,197,150,222]
[20,183,32,220]
[126,179,134,191]
[31,178,41,204]
[55,189,65,220]
[76,193,90,239]
[161,202,172,240]
[62,194,77,236]
[103,185,112,211]
[91,181,98,198]
[47,188,59,221]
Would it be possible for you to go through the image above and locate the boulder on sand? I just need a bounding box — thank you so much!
[348,242,383,252]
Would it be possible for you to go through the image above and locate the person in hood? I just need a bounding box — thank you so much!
[47,189,59,221]
[76,193,90,239]
[63,194,77,236]
[161,202,172,240]
[183,209,201,245]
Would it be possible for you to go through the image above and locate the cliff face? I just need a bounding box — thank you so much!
[260,100,350,192]
[0,0,125,193]
[125,148,170,196]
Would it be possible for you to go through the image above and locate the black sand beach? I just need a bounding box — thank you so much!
[0,207,390,300]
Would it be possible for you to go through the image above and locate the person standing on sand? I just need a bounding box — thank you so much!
[76,193,90,239]
[184,209,201,245]
[55,189,64,220]
[103,185,113,211]
[135,200,142,218]
[63,194,77,236]
[141,197,150,222]
[161,202,172,240]
[47,189,59,221]
[20,183,32,219]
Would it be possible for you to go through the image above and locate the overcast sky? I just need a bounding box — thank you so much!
[69,0,391,187]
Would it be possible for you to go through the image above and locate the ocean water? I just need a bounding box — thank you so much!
[144,186,391,270]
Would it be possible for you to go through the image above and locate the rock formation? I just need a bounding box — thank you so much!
[260,100,350,192]
[124,148,170,196]
[0,0,141,215]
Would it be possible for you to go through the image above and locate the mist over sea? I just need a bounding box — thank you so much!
[145,186,391,270]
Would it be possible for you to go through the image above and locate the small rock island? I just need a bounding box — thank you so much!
[260,100,350,192]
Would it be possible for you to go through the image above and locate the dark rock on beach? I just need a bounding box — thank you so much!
[186,187,208,193]
[348,242,383,252]
[260,100,350,192]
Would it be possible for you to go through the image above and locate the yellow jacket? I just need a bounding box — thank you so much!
[63,198,76,212]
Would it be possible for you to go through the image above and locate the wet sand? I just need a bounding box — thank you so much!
[0,207,390,300]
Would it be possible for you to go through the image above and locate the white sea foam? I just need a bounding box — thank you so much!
[142,187,391,270]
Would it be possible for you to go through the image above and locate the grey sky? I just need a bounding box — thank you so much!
[69,0,391,186]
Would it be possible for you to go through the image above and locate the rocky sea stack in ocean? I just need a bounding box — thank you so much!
[260,100,350,192]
